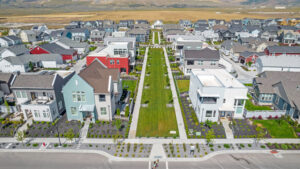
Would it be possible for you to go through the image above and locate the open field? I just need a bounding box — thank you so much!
[137,48,178,137]
[0,8,300,25]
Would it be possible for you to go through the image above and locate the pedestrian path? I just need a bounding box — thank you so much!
[76,118,90,149]
[221,119,234,139]
[158,32,161,45]
[163,47,187,140]
[152,32,155,45]
[128,47,149,139]
[150,143,166,159]
[17,118,32,133]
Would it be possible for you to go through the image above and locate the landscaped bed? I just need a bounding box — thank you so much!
[25,114,83,138]
[163,143,234,158]
[87,119,130,138]
[137,48,178,138]
[230,119,261,138]
[180,95,226,139]
[0,119,24,137]
[266,143,300,150]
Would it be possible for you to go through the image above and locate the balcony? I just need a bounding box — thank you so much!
[200,97,217,104]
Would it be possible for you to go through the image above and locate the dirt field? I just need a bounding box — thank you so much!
[0,8,300,25]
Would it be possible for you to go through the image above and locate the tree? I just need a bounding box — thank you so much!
[65,128,75,143]
[4,100,10,114]
[205,120,213,129]
[113,131,120,144]
[115,119,122,131]
[254,127,265,145]
[29,61,34,71]
[16,131,26,145]
[278,116,285,126]
[205,129,216,145]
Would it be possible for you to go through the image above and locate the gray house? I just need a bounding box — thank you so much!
[253,71,300,120]
[11,72,74,122]
[183,48,220,75]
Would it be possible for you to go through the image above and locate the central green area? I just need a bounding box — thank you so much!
[154,32,159,44]
[137,48,178,137]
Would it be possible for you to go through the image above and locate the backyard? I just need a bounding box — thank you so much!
[136,48,178,138]
[122,80,137,98]
[252,119,297,138]
[245,94,272,111]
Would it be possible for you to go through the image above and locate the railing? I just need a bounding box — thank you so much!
[244,109,286,119]
[0,106,17,113]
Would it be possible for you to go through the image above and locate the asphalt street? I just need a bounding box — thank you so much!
[0,152,299,169]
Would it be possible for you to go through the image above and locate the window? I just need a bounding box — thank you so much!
[198,61,203,65]
[213,111,216,117]
[58,101,63,110]
[283,103,287,110]
[211,61,217,66]
[34,110,40,118]
[116,60,120,64]
[275,96,280,104]
[234,99,244,106]
[223,99,226,103]
[187,60,194,65]
[43,111,47,118]
[100,107,107,115]
[71,107,77,116]
[110,60,115,65]
[206,110,212,117]
[43,92,46,96]
[16,91,21,98]
[72,91,86,102]
[99,95,106,102]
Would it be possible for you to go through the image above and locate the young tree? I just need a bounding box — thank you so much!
[254,127,265,145]
[16,131,26,145]
[65,128,75,143]
[29,61,34,71]
[205,120,213,129]
[205,129,216,145]
[115,119,122,131]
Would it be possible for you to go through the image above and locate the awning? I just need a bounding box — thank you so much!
[197,89,220,97]
[78,105,94,112]
[219,104,235,111]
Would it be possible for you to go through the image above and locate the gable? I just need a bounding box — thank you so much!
[63,74,94,94]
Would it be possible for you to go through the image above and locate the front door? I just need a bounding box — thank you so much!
[30,92,36,100]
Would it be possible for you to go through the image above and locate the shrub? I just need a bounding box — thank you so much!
[33,143,39,147]
[240,144,245,148]
[63,144,67,147]
[54,143,58,147]
[267,143,272,147]
[210,148,214,151]
[260,145,266,149]
[281,144,288,150]
[224,144,230,149]
[248,144,252,147]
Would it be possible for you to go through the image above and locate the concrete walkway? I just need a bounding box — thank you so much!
[152,32,155,45]
[129,47,149,139]
[158,32,161,45]
[150,143,166,159]
[163,47,187,140]
[17,118,32,134]
[221,119,234,139]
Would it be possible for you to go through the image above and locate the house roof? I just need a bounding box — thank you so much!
[240,51,264,58]
[127,28,148,35]
[11,74,56,89]
[184,48,220,61]
[39,43,75,55]
[267,46,300,54]
[4,54,62,65]
[0,73,13,83]
[212,25,228,31]
[57,37,88,48]
[6,45,29,56]
[257,55,300,68]
[255,71,300,108]
[79,59,119,94]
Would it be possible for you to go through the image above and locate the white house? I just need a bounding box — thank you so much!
[151,20,163,29]
[256,55,300,74]
[189,69,248,122]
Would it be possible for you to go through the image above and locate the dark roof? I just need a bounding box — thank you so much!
[11,74,56,89]
[240,51,264,58]
[184,48,220,61]
[39,43,75,55]
[79,59,119,93]
[267,46,300,54]
[4,54,62,65]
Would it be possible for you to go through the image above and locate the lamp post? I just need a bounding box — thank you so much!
[55,124,62,147]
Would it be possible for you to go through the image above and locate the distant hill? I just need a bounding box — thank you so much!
[0,0,299,14]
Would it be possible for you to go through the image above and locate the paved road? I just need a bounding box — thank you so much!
[0,152,148,169]
[169,153,300,169]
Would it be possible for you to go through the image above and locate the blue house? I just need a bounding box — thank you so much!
[253,71,300,120]
[62,60,121,122]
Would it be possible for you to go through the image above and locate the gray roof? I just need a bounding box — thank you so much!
[2,35,21,42]
[267,46,300,54]
[256,55,300,68]
[0,73,13,83]
[40,43,75,55]
[127,28,148,35]
[11,74,56,89]
[57,37,88,48]
[240,51,264,58]
[255,71,300,108]
[6,45,29,56]
[184,48,220,61]
[177,41,203,50]
[4,54,62,65]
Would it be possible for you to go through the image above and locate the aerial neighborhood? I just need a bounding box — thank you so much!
[1,16,300,162]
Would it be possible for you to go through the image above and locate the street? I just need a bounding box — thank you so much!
[0,152,299,169]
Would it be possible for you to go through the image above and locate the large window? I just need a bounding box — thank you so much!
[113,48,127,55]
[110,60,115,65]
[99,95,106,102]
[206,110,212,117]
[234,99,244,106]
[72,91,86,102]
[34,110,40,118]
[71,107,77,116]
[100,107,107,115]
[211,61,217,66]
[15,91,27,98]
[187,60,194,65]
[198,61,203,65]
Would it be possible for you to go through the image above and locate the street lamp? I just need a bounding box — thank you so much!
[55,124,62,147]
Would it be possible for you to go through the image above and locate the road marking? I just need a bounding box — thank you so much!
[148,161,151,169]
[5,143,12,149]
[166,161,169,169]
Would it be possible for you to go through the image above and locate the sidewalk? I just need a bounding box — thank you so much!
[163,47,187,140]
[221,119,234,139]
[128,47,149,139]
[158,32,161,45]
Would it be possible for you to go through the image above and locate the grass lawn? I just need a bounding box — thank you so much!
[177,80,190,93]
[122,80,137,98]
[245,94,272,111]
[253,119,297,138]
[137,48,178,137]
[154,32,159,44]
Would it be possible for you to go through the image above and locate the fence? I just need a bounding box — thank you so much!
[244,110,286,119]
[174,75,190,80]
